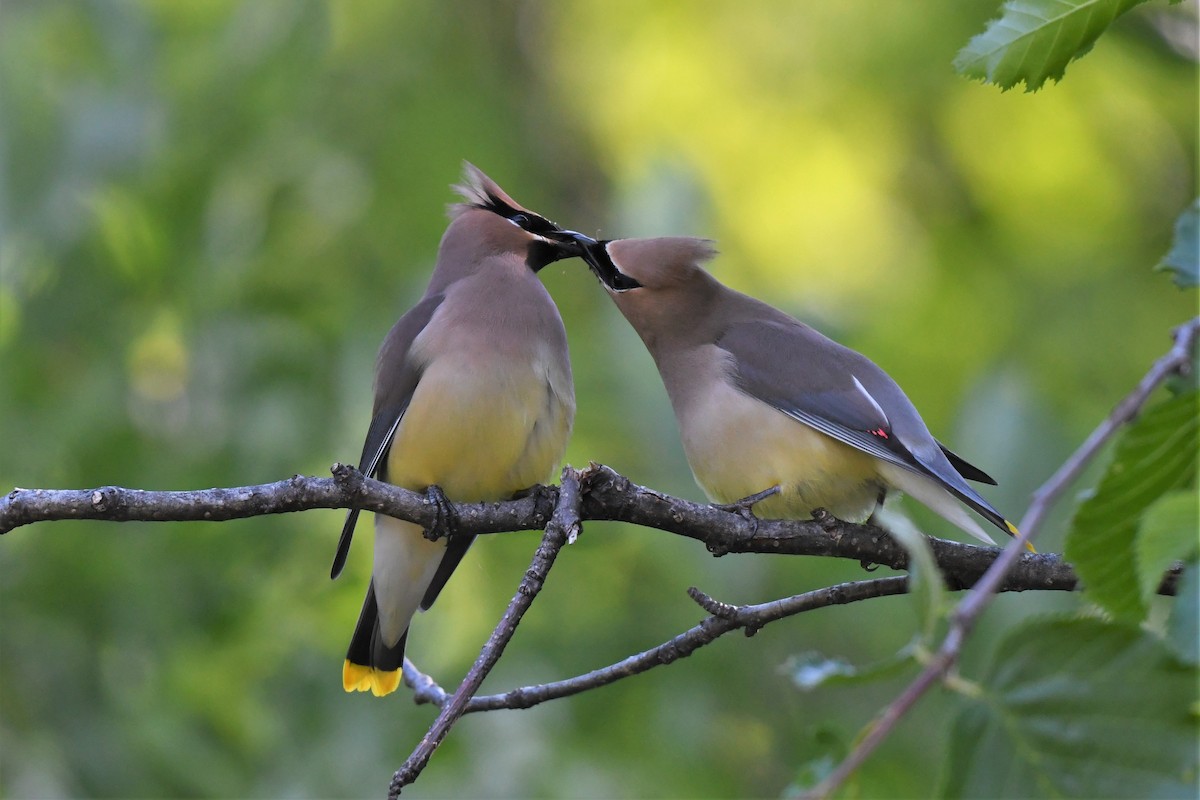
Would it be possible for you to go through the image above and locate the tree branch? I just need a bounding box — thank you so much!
[0,463,561,537]
[401,577,910,714]
[3,464,1149,598]
[4,319,1193,796]
[1020,316,1199,543]
[804,315,1200,800]
[388,466,583,797]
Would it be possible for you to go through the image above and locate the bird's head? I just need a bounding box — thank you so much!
[450,163,587,271]
[570,236,717,294]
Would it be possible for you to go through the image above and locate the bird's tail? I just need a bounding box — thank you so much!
[1004,519,1037,554]
[878,463,1035,552]
[343,580,407,697]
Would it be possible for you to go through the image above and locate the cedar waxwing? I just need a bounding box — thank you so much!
[332,164,582,697]
[571,235,1022,548]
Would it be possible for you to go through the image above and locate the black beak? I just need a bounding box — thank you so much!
[527,228,589,272]
[540,228,591,251]
[564,232,642,292]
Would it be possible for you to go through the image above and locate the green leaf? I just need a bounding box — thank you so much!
[1065,391,1199,621]
[877,506,946,641]
[1167,562,1199,666]
[785,643,918,692]
[1166,342,1200,396]
[1156,199,1199,289]
[1136,491,1200,606]
[954,0,1149,92]
[942,616,1199,799]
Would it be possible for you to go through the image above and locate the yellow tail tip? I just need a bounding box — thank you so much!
[1004,520,1036,554]
[343,660,402,697]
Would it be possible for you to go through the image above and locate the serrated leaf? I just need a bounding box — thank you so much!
[1167,562,1199,666]
[784,643,917,692]
[1156,199,1199,289]
[1065,391,1199,621]
[942,616,1199,799]
[1136,491,1200,606]
[954,0,1148,92]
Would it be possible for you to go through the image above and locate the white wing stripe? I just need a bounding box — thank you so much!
[851,375,889,428]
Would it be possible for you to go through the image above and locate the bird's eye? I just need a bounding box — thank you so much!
[508,213,531,229]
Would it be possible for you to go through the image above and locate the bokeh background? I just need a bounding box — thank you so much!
[1,1,1196,797]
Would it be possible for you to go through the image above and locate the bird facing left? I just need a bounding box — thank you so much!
[332,164,583,697]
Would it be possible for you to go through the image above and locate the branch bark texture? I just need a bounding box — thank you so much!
[1,464,1108,597]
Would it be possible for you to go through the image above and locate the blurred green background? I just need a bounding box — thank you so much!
[1,1,1195,797]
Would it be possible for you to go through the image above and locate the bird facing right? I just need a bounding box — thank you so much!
[569,234,1022,548]
[334,164,583,697]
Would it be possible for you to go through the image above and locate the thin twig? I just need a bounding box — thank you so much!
[1020,316,1199,542]
[805,316,1200,800]
[401,577,910,713]
[387,467,584,797]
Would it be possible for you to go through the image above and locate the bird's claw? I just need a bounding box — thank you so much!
[714,485,780,520]
[714,486,779,539]
[422,484,458,542]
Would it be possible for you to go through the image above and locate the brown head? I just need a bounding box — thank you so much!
[426,163,585,294]
[572,235,724,349]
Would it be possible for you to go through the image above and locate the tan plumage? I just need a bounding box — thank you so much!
[334,165,579,696]
[573,235,1021,547]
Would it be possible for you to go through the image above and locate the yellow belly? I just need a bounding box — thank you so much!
[385,353,572,501]
[679,378,882,521]
[369,348,573,653]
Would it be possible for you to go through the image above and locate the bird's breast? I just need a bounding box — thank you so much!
[672,352,881,521]
[386,343,573,501]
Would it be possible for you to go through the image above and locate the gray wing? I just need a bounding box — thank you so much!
[330,294,443,579]
[939,443,996,485]
[719,318,1009,532]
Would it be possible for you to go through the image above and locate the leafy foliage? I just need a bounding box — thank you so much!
[942,616,1199,799]
[1167,563,1199,665]
[1157,200,1200,289]
[1065,391,1199,620]
[878,508,945,641]
[954,0,1148,91]
[785,644,917,692]
[1136,490,1200,606]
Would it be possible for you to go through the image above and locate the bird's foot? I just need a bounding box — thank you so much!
[714,486,780,542]
[865,487,888,528]
[714,485,780,518]
[810,507,842,533]
[422,484,458,542]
